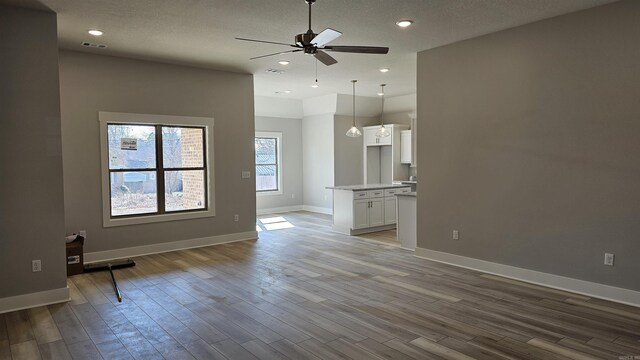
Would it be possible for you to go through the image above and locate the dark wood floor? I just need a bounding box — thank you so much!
[2,211,640,359]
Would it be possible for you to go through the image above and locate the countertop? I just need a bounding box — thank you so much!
[396,192,417,197]
[326,184,411,191]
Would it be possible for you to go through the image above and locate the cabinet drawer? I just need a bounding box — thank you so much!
[354,191,369,199]
[368,190,384,198]
[384,188,399,197]
[399,187,411,194]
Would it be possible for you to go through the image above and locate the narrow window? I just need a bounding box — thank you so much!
[255,132,282,194]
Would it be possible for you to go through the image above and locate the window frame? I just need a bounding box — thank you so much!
[255,131,283,196]
[99,112,215,227]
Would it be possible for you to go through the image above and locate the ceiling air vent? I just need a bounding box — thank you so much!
[265,69,285,74]
[81,42,107,49]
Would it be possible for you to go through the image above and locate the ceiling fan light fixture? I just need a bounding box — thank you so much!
[311,84,319,88]
[346,80,362,138]
[396,20,414,28]
[88,29,103,36]
[379,68,390,73]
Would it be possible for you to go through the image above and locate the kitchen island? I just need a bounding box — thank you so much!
[327,184,411,235]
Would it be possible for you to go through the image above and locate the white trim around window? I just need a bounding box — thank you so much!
[99,111,215,227]
[255,131,283,196]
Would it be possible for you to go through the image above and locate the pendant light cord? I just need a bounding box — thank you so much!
[380,84,386,126]
[352,80,357,126]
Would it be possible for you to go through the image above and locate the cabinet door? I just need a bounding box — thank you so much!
[369,198,385,227]
[353,199,370,229]
[364,128,379,146]
[377,130,392,145]
[384,197,397,225]
[400,131,412,164]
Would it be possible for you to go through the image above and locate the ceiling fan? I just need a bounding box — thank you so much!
[236,0,389,66]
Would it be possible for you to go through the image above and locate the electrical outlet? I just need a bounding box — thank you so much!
[32,260,42,272]
[452,230,459,240]
[234,214,239,222]
[604,253,614,266]
[241,171,251,179]
[79,230,86,238]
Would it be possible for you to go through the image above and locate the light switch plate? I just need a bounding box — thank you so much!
[242,171,251,179]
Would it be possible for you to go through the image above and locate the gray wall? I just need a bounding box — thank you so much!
[0,6,67,298]
[417,0,640,290]
[255,116,303,211]
[59,51,256,253]
[334,115,379,186]
[302,114,334,210]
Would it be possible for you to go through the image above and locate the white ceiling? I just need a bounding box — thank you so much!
[6,0,617,99]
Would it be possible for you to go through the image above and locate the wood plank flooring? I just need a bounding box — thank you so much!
[2,211,639,359]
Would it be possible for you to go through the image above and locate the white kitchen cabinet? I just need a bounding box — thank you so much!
[364,127,392,146]
[400,130,412,164]
[384,197,397,225]
[329,185,411,235]
[353,198,384,229]
[369,198,385,227]
[353,199,370,229]
[364,128,378,146]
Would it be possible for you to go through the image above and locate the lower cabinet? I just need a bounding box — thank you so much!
[384,197,397,225]
[353,198,384,229]
[331,186,411,235]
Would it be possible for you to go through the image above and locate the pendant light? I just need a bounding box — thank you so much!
[346,80,362,137]
[375,84,390,138]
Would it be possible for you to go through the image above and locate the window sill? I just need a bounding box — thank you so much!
[256,190,283,197]
[103,208,215,228]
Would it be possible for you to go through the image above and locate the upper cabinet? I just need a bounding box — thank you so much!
[400,130,412,164]
[364,127,392,146]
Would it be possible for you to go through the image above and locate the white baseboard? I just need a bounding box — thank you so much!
[0,287,69,314]
[257,205,303,215]
[302,205,333,215]
[85,231,258,263]
[415,247,640,308]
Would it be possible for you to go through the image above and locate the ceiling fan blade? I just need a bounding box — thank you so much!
[312,28,342,47]
[236,37,296,47]
[250,49,302,60]
[323,45,389,54]
[314,50,338,66]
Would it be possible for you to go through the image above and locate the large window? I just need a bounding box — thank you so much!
[100,112,215,227]
[255,132,282,194]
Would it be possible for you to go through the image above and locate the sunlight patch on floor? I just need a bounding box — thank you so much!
[257,216,295,231]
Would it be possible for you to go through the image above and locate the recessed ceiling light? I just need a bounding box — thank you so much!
[88,29,103,36]
[396,20,414,28]
[275,90,292,94]
[311,84,319,88]
[278,60,290,65]
[379,68,390,73]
